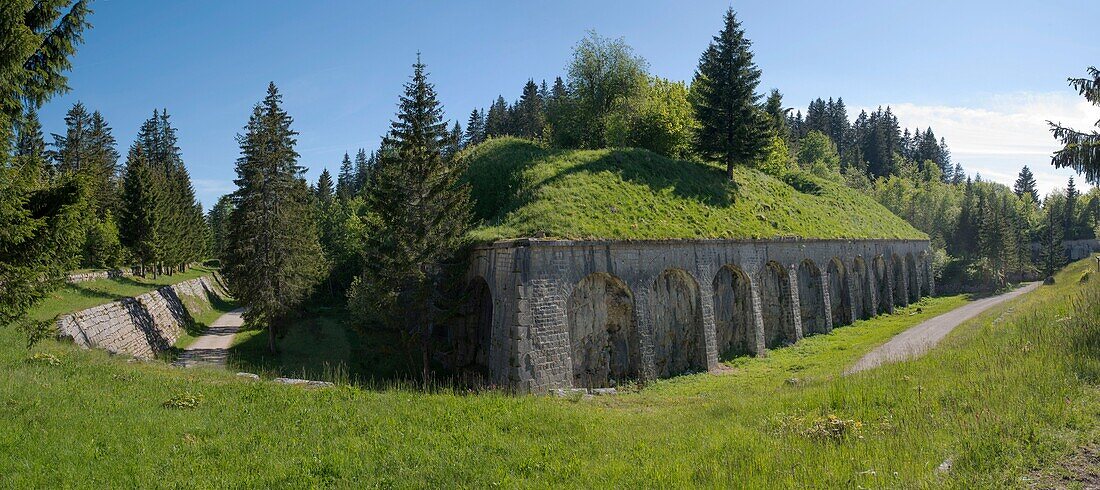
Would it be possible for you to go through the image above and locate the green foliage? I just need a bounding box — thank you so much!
[83,212,125,268]
[224,83,324,353]
[351,58,472,381]
[796,130,841,181]
[464,137,924,241]
[557,31,649,149]
[758,134,791,177]
[119,144,163,273]
[1050,66,1100,183]
[691,8,770,179]
[605,77,697,159]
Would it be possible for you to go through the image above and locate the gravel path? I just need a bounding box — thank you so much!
[174,308,246,367]
[845,282,1041,375]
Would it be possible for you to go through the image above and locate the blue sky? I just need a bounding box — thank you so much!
[39,0,1100,208]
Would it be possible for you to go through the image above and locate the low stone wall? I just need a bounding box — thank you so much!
[66,269,132,283]
[56,275,229,359]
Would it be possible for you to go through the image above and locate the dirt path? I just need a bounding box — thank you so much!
[845,282,1041,375]
[174,308,245,368]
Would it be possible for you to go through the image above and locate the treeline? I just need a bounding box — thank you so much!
[12,103,208,276]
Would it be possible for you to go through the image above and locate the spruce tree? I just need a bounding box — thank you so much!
[351,57,472,382]
[1050,67,1100,183]
[85,110,120,217]
[514,79,546,139]
[1040,204,1065,278]
[0,0,92,337]
[119,144,163,276]
[1014,166,1039,202]
[354,148,372,193]
[692,7,770,179]
[1065,176,1079,240]
[763,89,787,138]
[485,96,510,138]
[444,121,464,159]
[316,168,334,204]
[205,195,234,263]
[464,108,486,147]
[336,152,354,201]
[14,108,47,183]
[224,82,323,353]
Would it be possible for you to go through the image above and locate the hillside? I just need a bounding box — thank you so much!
[464,137,926,242]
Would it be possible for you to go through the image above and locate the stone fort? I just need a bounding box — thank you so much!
[451,238,932,394]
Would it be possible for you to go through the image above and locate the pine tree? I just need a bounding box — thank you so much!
[1013,166,1039,202]
[763,89,787,138]
[119,144,163,276]
[444,121,464,159]
[464,108,486,147]
[85,110,120,217]
[1040,204,1065,278]
[205,195,234,263]
[315,168,334,204]
[692,7,770,179]
[336,152,354,201]
[50,102,91,176]
[514,79,546,139]
[826,97,849,154]
[14,108,47,183]
[0,0,92,337]
[1065,176,1080,240]
[1050,67,1100,183]
[805,98,828,135]
[224,82,323,354]
[485,96,510,138]
[351,57,472,382]
[353,149,371,194]
[951,163,966,185]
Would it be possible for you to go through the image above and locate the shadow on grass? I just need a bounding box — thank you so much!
[227,310,420,386]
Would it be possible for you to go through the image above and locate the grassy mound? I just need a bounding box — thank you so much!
[464,137,926,241]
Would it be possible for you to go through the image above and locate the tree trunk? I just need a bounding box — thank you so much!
[726,158,735,181]
[268,322,278,354]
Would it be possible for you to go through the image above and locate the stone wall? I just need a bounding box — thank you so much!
[454,238,932,393]
[56,275,228,359]
[66,269,132,283]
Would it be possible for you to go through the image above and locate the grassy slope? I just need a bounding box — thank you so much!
[26,266,219,323]
[2,258,1098,486]
[465,137,926,241]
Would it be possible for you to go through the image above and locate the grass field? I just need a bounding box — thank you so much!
[1,259,1097,487]
[464,137,926,241]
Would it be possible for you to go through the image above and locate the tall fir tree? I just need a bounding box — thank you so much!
[1013,166,1039,202]
[484,95,510,138]
[513,79,546,139]
[351,57,472,382]
[336,152,354,201]
[315,168,334,204]
[444,121,464,159]
[353,148,372,193]
[1040,204,1065,279]
[763,89,787,138]
[691,7,770,179]
[119,144,164,276]
[1065,176,1080,240]
[224,82,324,353]
[464,108,486,147]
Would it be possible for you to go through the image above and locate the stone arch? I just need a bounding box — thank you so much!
[713,265,757,360]
[892,253,907,307]
[454,277,492,374]
[827,257,851,327]
[918,252,932,297]
[760,261,797,348]
[567,273,639,388]
[651,269,707,379]
[906,253,920,303]
[798,259,828,335]
[873,255,891,314]
[851,256,872,320]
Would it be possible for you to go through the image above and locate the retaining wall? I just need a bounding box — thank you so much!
[56,275,229,359]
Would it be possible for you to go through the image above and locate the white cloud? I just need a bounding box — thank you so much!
[860,92,1100,197]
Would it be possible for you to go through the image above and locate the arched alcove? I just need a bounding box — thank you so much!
[713,265,756,359]
[797,259,827,335]
[873,255,890,314]
[651,269,707,379]
[906,253,920,303]
[852,256,872,320]
[827,258,851,327]
[567,273,638,388]
[760,261,797,348]
[455,277,493,374]
[892,254,907,307]
[918,252,932,297]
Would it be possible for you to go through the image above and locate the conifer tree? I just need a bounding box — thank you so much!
[316,168,334,204]
[692,7,770,179]
[464,108,486,147]
[514,79,546,139]
[119,144,163,276]
[951,163,966,185]
[205,195,234,263]
[444,121,464,159]
[85,110,120,217]
[224,82,323,353]
[336,152,354,201]
[1040,204,1065,278]
[350,57,472,382]
[354,148,372,193]
[763,89,787,138]
[14,108,47,183]
[1014,165,1039,202]
[485,96,510,138]
[1,0,92,336]
[1065,176,1080,240]
[1050,66,1100,182]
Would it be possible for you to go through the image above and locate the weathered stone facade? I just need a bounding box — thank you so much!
[454,238,932,394]
[56,275,229,359]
